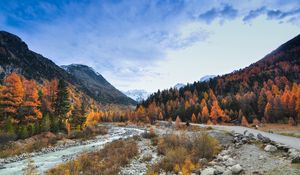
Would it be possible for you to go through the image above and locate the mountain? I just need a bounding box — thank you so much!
[62,64,136,105]
[0,31,136,105]
[200,75,216,82]
[174,83,185,89]
[123,89,150,102]
[140,34,300,124]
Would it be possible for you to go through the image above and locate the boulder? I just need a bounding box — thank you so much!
[223,169,233,175]
[291,155,300,164]
[201,167,216,175]
[264,145,277,152]
[230,164,243,174]
[225,158,236,166]
[257,133,271,143]
[214,165,226,174]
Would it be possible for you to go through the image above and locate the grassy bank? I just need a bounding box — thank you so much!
[47,138,138,175]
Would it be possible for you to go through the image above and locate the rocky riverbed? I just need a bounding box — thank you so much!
[0,125,144,175]
[199,130,300,175]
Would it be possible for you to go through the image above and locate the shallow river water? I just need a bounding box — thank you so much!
[0,126,144,175]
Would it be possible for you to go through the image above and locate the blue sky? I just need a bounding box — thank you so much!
[0,0,300,92]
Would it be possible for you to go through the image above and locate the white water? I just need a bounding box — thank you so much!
[0,126,144,175]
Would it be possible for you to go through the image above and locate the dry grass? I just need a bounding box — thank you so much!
[148,132,220,174]
[0,138,54,158]
[68,125,108,140]
[47,139,138,175]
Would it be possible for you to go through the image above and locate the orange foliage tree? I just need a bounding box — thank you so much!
[20,80,42,124]
[0,72,24,119]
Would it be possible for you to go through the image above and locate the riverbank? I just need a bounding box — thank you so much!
[0,125,144,175]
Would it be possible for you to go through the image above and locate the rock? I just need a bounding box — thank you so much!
[214,165,226,174]
[225,158,236,166]
[288,148,300,158]
[223,169,233,175]
[247,133,255,139]
[258,155,265,160]
[257,133,271,143]
[201,167,216,175]
[230,164,243,174]
[291,155,300,164]
[198,158,208,164]
[264,145,277,152]
[243,130,248,135]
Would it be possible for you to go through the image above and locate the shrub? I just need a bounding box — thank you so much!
[19,126,29,139]
[142,127,156,139]
[48,139,138,175]
[151,132,220,174]
[142,154,153,162]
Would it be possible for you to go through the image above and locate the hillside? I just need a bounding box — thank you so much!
[0,31,135,105]
[62,64,136,105]
[140,34,300,124]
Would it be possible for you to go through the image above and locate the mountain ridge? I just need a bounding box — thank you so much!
[0,31,136,105]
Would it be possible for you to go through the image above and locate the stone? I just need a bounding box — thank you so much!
[214,165,226,174]
[288,148,300,158]
[258,155,265,160]
[198,158,208,164]
[223,169,233,175]
[291,155,300,164]
[201,167,216,175]
[225,158,236,166]
[248,133,255,139]
[264,145,277,152]
[230,164,243,174]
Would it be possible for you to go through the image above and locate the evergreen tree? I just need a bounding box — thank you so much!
[54,79,70,130]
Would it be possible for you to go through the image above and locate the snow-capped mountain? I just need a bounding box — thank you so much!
[124,89,151,102]
[174,83,185,89]
[200,75,216,82]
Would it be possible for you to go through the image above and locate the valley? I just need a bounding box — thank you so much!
[0,1,300,174]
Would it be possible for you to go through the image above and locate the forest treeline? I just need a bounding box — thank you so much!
[0,72,138,141]
[139,47,300,126]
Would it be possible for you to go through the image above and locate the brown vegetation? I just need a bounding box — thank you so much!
[47,139,138,175]
[148,132,220,174]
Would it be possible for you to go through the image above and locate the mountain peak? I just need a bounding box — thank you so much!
[0,31,29,52]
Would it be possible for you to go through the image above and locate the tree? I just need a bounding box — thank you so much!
[0,72,24,119]
[175,115,181,129]
[20,80,42,124]
[241,116,249,127]
[54,79,71,129]
[191,113,197,123]
[41,80,58,115]
[201,105,209,123]
[41,114,51,132]
[210,100,227,123]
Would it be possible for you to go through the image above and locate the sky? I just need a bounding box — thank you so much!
[0,0,300,92]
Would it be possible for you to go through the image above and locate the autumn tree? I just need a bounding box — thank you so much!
[20,80,42,124]
[0,72,24,120]
[210,100,228,124]
[41,80,57,115]
[175,115,181,129]
[191,113,197,123]
[241,116,249,126]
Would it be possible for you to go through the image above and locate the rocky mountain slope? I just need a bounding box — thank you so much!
[0,31,135,105]
[62,64,136,105]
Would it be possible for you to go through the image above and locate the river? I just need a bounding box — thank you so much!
[0,125,144,175]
